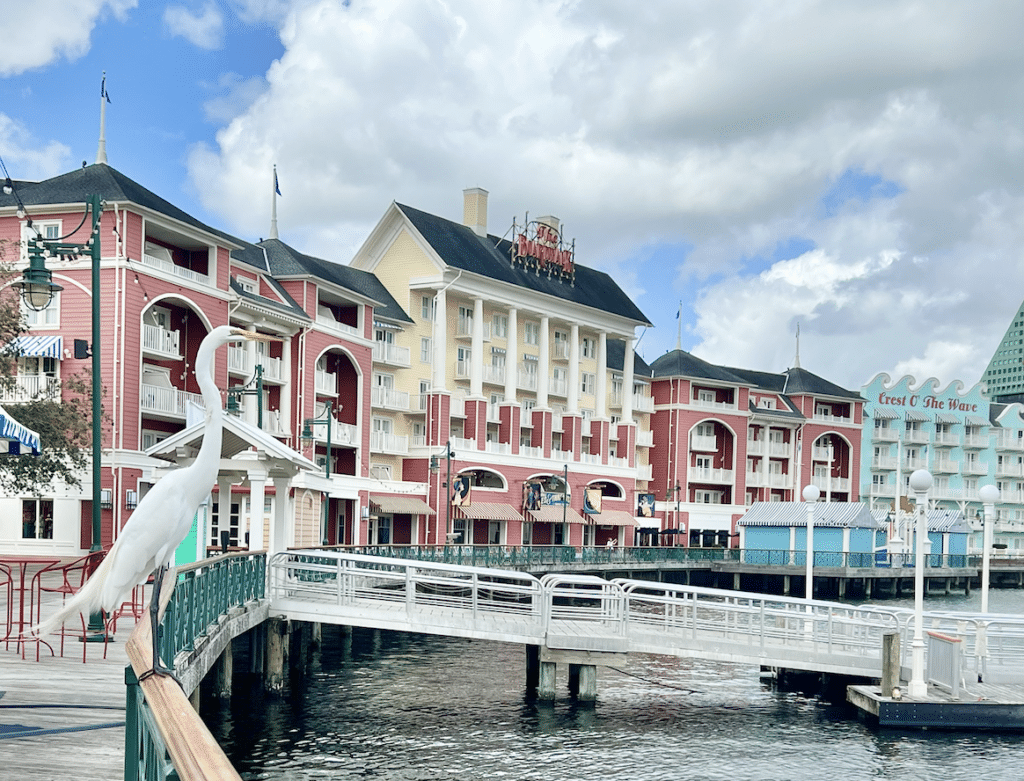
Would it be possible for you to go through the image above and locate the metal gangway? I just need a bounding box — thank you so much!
[268,549,1024,681]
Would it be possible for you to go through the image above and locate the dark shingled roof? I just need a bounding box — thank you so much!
[397,203,652,326]
[0,163,239,245]
[241,238,412,324]
[606,339,653,378]
[781,366,863,400]
[649,349,750,384]
[228,277,309,322]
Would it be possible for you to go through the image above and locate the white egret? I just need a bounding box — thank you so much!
[34,325,275,677]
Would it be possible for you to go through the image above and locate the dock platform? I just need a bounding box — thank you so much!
[848,682,1024,728]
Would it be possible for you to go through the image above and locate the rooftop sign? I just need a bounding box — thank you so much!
[509,216,575,284]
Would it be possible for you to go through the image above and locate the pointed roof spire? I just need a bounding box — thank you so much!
[96,72,110,165]
[270,164,280,239]
[794,321,801,368]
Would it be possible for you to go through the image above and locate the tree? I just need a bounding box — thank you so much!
[0,242,94,496]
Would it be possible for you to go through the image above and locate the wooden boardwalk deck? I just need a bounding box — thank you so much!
[0,577,138,780]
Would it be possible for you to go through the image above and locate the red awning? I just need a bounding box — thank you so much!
[369,495,436,515]
[454,503,524,522]
[527,506,590,524]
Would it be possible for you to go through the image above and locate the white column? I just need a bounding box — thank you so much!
[471,297,484,398]
[280,336,292,434]
[247,471,266,550]
[270,477,292,554]
[433,288,448,391]
[245,326,259,427]
[908,469,933,699]
[505,307,518,400]
[538,316,550,408]
[568,323,580,413]
[217,477,233,547]
[622,336,635,422]
[596,332,607,419]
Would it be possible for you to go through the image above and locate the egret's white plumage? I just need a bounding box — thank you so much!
[34,325,266,642]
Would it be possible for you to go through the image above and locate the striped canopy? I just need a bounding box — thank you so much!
[0,403,41,455]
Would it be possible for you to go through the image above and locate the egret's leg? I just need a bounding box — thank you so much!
[139,565,179,683]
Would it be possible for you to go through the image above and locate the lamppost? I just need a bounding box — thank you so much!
[429,441,454,543]
[561,464,568,529]
[908,468,933,699]
[14,194,104,636]
[301,401,334,545]
[979,484,1000,614]
[226,365,264,427]
[667,483,681,547]
[802,484,820,602]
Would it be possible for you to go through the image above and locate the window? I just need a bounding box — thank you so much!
[524,321,539,346]
[581,337,595,359]
[693,490,722,504]
[872,474,887,489]
[457,346,471,377]
[581,372,595,395]
[698,389,715,404]
[491,352,506,372]
[522,522,533,545]
[22,498,54,539]
[420,337,431,363]
[492,314,508,338]
[553,330,569,358]
[369,463,392,481]
[488,521,501,545]
[421,295,434,320]
[758,398,775,409]
[552,366,567,394]
[458,306,473,334]
[22,293,60,327]
[370,516,392,545]
[694,455,711,470]
[695,422,715,438]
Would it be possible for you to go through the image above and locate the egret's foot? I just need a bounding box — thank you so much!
[139,664,183,688]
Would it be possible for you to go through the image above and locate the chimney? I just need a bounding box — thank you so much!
[463,187,488,237]
[537,215,561,237]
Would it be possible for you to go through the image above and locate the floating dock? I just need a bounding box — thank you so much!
[848,682,1024,728]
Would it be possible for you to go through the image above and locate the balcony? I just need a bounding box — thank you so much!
[869,483,895,497]
[902,457,927,471]
[997,462,1024,478]
[552,342,570,361]
[608,455,629,468]
[549,377,568,397]
[580,453,601,465]
[372,341,411,367]
[872,426,899,442]
[315,314,361,339]
[140,383,204,419]
[142,324,181,359]
[691,434,718,452]
[456,321,490,340]
[694,397,737,412]
[963,434,988,449]
[485,440,511,455]
[456,360,471,380]
[141,251,210,286]
[315,370,337,395]
[371,386,410,411]
[931,458,958,473]
[690,467,734,484]
[747,472,790,489]
[482,364,505,385]
[0,374,60,403]
[517,366,538,390]
[636,430,654,448]
[962,461,989,476]
[935,432,960,447]
[520,445,543,459]
[633,393,654,413]
[369,431,408,454]
[826,477,850,493]
[636,463,653,481]
[747,439,765,455]
[812,446,835,461]
[903,430,929,444]
[227,346,250,374]
[995,430,1024,450]
[871,456,898,470]
[813,412,852,424]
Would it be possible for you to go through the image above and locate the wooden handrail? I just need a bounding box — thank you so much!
[126,567,241,781]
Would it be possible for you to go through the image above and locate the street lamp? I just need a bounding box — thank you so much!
[429,441,454,543]
[226,365,264,427]
[979,484,1000,614]
[15,194,104,636]
[802,484,820,602]
[667,483,681,546]
[908,468,933,699]
[301,400,334,545]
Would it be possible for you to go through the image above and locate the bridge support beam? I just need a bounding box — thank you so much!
[215,641,233,699]
[538,661,557,701]
[265,617,288,692]
[567,664,598,701]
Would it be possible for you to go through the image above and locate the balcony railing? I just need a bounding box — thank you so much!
[931,458,959,473]
[484,440,510,455]
[0,374,59,403]
[963,434,988,449]
[997,462,1024,478]
[995,431,1024,450]
[691,434,718,452]
[142,324,181,359]
[872,427,899,441]
[552,342,570,360]
[962,461,989,476]
[315,314,361,338]
[482,364,505,385]
[315,369,337,394]
[227,346,250,374]
[608,455,629,468]
[369,431,408,454]
[140,383,204,418]
[690,467,733,484]
[813,412,852,424]
[636,430,653,447]
[517,366,538,390]
[371,386,410,411]
[903,430,929,444]
[812,446,835,461]
[456,321,490,340]
[935,432,960,447]
[693,397,736,411]
[549,377,568,397]
[747,472,790,488]
[372,341,411,367]
[633,393,654,413]
[141,252,210,286]
[636,463,653,481]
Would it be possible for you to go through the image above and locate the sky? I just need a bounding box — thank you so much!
[2,0,1023,392]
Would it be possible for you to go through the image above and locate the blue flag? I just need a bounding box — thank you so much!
[274,170,282,196]
[101,75,111,104]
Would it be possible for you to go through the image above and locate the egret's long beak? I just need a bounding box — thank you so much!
[232,328,282,343]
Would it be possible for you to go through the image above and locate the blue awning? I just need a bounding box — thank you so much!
[0,404,41,455]
[13,335,63,359]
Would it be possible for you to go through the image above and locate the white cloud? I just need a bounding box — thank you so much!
[164,3,226,50]
[0,0,136,76]
[202,73,268,124]
[0,115,72,181]
[184,0,1024,389]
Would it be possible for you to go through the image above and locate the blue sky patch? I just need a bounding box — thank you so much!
[820,168,904,218]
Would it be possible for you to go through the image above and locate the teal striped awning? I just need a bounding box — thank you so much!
[0,403,40,455]
[13,335,63,359]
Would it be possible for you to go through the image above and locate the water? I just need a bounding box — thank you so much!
[204,588,1024,781]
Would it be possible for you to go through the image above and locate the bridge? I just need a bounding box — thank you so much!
[267,549,1024,697]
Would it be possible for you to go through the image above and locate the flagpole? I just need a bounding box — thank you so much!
[270,165,279,239]
[676,300,681,350]
[96,72,108,165]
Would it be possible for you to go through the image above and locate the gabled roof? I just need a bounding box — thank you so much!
[781,366,863,401]
[237,238,412,324]
[606,339,653,378]
[396,203,652,326]
[649,349,749,384]
[738,501,883,529]
[1,163,240,247]
[228,277,310,323]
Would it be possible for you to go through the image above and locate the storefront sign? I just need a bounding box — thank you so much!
[510,217,575,282]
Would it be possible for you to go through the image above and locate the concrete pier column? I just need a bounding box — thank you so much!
[838,578,846,600]
[568,664,598,701]
[538,661,557,701]
[311,622,322,649]
[733,573,741,591]
[265,618,288,692]
[189,685,201,712]
[249,623,266,674]
[881,631,901,698]
[215,641,233,699]
[783,575,790,596]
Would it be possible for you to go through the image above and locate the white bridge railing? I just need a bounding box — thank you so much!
[269,551,1024,682]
